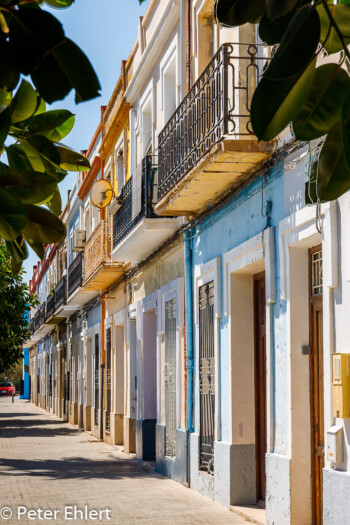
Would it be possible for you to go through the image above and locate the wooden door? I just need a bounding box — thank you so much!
[254,272,267,503]
[309,247,324,525]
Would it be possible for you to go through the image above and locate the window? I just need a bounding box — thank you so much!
[115,148,125,194]
[141,99,152,156]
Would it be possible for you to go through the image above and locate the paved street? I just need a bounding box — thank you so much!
[0,398,248,525]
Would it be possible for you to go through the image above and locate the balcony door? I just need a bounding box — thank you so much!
[253,272,267,503]
[309,247,324,525]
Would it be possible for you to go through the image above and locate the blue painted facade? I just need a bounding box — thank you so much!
[20,348,30,400]
[189,162,288,450]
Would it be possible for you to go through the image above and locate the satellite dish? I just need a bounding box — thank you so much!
[91,179,114,208]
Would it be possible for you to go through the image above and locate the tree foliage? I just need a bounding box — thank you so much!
[0,0,101,272]
[0,242,37,370]
[217,0,350,204]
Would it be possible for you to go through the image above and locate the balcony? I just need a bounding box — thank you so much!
[67,250,99,307]
[45,293,55,321]
[156,43,275,216]
[112,155,181,265]
[83,220,124,291]
[55,276,66,310]
[39,302,46,327]
[68,252,83,298]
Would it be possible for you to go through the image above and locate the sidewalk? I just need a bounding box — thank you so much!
[0,397,249,524]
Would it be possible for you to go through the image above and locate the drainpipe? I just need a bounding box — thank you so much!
[186,0,191,92]
[185,230,194,433]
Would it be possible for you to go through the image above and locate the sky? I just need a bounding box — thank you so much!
[22,0,150,283]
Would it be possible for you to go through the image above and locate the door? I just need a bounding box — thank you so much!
[309,247,324,525]
[164,298,177,457]
[106,327,112,434]
[94,334,100,427]
[199,281,215,474]
[254,272,267,503]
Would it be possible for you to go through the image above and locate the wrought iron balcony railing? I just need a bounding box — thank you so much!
[68,251,83,298]
[46,293,55,320]
[157,42,271,201]
[55,276,66,310]
[34,311,40,332]
[39,302,46,327]
[84,221,112,283]
[113,155,156,250]
[29,318,34,335]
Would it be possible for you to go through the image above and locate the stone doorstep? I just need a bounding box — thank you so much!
[230,505,266,525]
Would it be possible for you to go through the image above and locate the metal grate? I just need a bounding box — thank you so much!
[105,327,112,434]
[157,43,270,202]
[68,252,83,298]
[112,155,157,250]
[55,276,67,309]
[165,298,177,457]
[199,281,215,474]
[94,334,99,427]
[46,293,55,320]
[311,250,323,296]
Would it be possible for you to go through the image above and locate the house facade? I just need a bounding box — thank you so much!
[24,1,350,524]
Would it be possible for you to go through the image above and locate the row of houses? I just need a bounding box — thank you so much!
[25,1,350,524]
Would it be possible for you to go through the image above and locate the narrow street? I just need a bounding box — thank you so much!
[0,398,248,525]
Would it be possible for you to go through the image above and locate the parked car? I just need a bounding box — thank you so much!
[0,382,15,396]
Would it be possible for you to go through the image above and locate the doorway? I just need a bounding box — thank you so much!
[254,272,267,504]
[309,247,324,525]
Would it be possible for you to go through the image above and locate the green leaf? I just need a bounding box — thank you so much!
[47,186,61,216]
[56,145,90,171]
[217,0,265,27]
[10,80,37,124]
[0,89,11,107]
[18,139,45,172]
[0,186,27,241]
[264,6,320,80]
[251,59,316,141]
[293,64,350,140]
[266,0,298,20]
[7,8,65,75]
[24,235,45,259]
[28,109,75,141]
[44,0,75,7]
[6,144,32,171]
[318,4,350,54]
[6,235,28,264]
[0,170,57,204]
[31,38,101,104]
[342,93,350,171]
[0,40,20,91]
[0,106,11,149]
[11,259,22,276]
[26,135,61,166]
[315,122,350,201]
[259,9,297,44]
[22,204,65,243]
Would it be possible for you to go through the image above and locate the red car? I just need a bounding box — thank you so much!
[0,382,15,396]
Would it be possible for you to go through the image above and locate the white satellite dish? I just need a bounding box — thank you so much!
[91,179,114,208]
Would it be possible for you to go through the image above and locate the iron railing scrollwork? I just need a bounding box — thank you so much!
[55,276,67,310]
[157,42,271,201]
[39,302,46,327]
[199,281,215,474]
[46,293,55,320]
[112,155,157,250]
[68,252,83,298]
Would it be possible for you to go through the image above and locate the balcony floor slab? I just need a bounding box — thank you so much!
[156,138,275,216]
[112,217,182,265]
[83,263,126,291]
